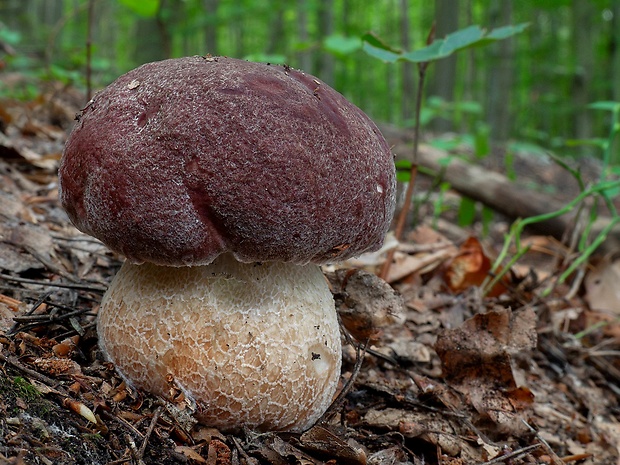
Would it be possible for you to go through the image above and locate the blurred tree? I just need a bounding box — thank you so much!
[317,0,334,85]
[571,0,595,143]
[4,0,620,152]
[204,0,219,54]
[429,0,459,132]
[485,0,514,142]
[400,0,415,121]
[296,0,312,72]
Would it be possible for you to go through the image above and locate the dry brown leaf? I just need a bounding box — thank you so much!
[387,248,453,283]
[175,445,207,463]
[584,255,620,314]
[299,425,367,465]
[435,308,537,434]
[444,236,508,297]
[266,435,316,464]
[206,438,231,465]
[327,268,405,342]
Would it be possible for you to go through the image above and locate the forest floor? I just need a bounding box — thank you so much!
[0,82,619,465]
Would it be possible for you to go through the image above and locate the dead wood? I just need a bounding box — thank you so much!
[387,134,619,252]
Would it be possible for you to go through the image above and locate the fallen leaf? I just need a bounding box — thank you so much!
[435,308,537,434]
[175,445,207,463]
[299,425,367,465]
[327,268,405,342]
[585,255,620,315]
[444,237,509,297]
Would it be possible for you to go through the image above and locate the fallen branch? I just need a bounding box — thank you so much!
[389,140,620,252]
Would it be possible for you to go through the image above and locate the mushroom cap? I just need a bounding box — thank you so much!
[59,56,396,266]
[97,254,342,432]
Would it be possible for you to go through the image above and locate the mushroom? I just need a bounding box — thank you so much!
[59,56,396,432]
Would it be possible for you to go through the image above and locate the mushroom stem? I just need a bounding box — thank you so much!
[97,253,342,432]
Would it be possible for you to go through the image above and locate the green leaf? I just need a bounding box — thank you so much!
[118,0,160,17]
[365,23,529,64]
[401,41,447,62]
[458,197,477,227]
[474,121,490,158]
[395,159,412,182]
[565,138,608,149]
[486,23,530,40]
[0,27,21,45]
[588,101,620,112]
[481,205,495,237]
[441,25,485,54]
[324,34,362,57]
[438,156,454,168]
[362,42,400,63]
[361,32,401,53]
[361,32,401,62]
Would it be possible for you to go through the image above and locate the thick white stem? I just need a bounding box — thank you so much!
[97,254,342,432]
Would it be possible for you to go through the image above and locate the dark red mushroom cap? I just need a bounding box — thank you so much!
[59,56,396,266]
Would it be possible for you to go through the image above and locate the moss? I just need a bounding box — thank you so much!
[12,376,41,402]
[0,375,52,418]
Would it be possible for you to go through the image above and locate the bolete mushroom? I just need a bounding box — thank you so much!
[59,56,396,432]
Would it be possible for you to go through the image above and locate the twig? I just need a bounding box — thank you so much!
[0,352,64,392]
[7,291,52,334]
[105,457,131,465]
[99,409,145,439]
[0,273,106,292]
[22,245,81,283]
[230,436,255,464]
[520,419,564,464]
[12,306,94,324]
[479,444,541,465]
[137,406,163,461]
[9,307,95,336]
[380,25,434,281]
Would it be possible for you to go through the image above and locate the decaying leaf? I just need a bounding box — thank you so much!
[326,268,405,342]
[444,237,509,297]
[363,408,462,456]
[298,425,367,465]
[175,445,207,463]
[585,254,620,315]
[206,438,232,465]
[435,308,537,434]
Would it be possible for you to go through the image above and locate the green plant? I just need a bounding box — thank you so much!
[486,102,620,296]
[362,23,528,279]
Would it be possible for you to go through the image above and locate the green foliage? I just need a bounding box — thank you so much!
[488,102,620,296]
[117,0,160,17]
[0,25,21,45]
[323,34,362,58]
[362,23,529,63]
[457,197,477,227]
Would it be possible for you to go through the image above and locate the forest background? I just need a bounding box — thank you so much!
[2,0,620,163]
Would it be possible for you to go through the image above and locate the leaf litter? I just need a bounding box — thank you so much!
[0,85,619,465]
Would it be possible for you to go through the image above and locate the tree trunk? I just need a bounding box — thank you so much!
[203,0,219,55]
[316,0,334,85]
[429,0,459,132]
[296,0,313,72]
[267,5,285,56]
[612,2,620,102]
[571,0,595,148]
[485,0,513,144]
[133,18,167,63]
[400,0,415,122]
